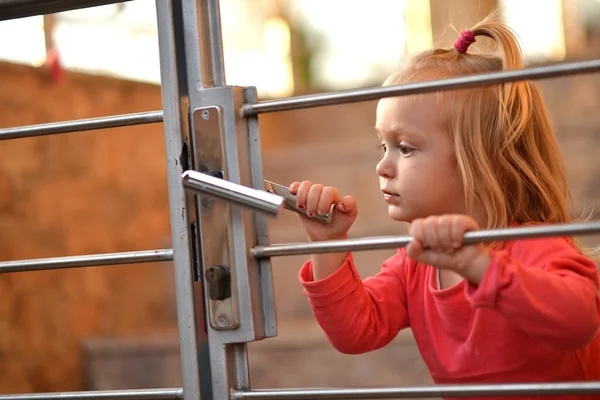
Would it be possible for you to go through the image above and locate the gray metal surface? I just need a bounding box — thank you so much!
[155,1,207,400]
[232,382,600,399]
[182,169,284,217]
[241,58,600,115]
[0,389,183,400]
[251,221,600,258]
[190,103,240,331]
[244,86,278,338]
[0,249,173,273]
[197,0,226,87]
[209,86,278,342]
[0,111,163,141]
[189,85,280,342]
[0,0,132,21]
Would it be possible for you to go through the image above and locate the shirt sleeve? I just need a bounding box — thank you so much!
[299,249,410,354]
[465,236,600,351]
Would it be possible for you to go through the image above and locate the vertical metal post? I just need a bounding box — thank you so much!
[156,1,277,399]
[155,2,207,400]
[198,0,226,87]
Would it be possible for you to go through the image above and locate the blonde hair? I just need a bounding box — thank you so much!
[384,11,598,259]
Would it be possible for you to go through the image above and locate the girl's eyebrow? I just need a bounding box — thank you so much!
[375,126,420,141]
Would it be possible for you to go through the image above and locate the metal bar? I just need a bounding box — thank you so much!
[240,58,600,116]
[0,249,173,273]
[231,382,600,399]
[0,111,163,141]
[0,0,132,21]
[251,221,600,258]
[245,86,278,338]
[155,2,207,400]
[198,0,226,86]
[0,388,183,400]
[181,170,284,217]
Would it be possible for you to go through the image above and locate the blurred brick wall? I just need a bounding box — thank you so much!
[0,63,175,393]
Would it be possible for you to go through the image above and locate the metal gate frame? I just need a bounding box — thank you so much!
[1,1,600,399]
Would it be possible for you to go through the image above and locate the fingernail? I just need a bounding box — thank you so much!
[298,204,304,209]
[339,202,346,211]
[307,212,314,218]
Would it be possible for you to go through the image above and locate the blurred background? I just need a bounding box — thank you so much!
[1,0,600,395]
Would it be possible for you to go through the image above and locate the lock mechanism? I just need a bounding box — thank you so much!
[205,265,231,301]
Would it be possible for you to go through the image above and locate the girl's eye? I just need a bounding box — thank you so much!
[375,143,415,156]
[398,144,414,156]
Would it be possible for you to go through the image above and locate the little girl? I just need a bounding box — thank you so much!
[288,13,600,399]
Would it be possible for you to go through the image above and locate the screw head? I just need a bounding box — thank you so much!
[217,317,227,327]
[202,110,210,119]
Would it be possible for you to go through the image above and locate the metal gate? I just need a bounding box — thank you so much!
[1,1,600,399]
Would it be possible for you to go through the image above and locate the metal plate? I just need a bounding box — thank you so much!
[192,105,239,330]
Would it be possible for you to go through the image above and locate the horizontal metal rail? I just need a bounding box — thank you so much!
[232,382,600,399]
[0,111,163,141]
[0,0,133,21]
[0,388,183,400]
[240,58,600,116]
[0,249,173,273]
[251,220,600,258]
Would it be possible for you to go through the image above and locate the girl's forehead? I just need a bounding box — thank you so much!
[376,95,445,138]
[377,94,441,121]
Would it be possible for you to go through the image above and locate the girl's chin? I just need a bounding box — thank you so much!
[388,205,414,223]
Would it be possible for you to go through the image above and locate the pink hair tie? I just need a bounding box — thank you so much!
[453,30,476,54]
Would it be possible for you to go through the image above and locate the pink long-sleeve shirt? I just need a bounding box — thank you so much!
[299,235,600,400]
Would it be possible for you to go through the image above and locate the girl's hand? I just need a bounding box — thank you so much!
[406,215,491,284]
[289,181,358,242]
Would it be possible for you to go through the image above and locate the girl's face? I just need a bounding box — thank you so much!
[375,94,467,223]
